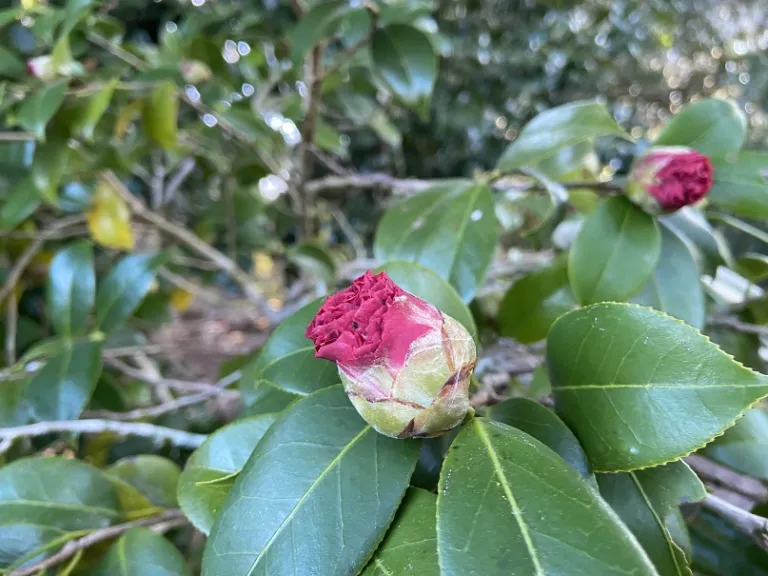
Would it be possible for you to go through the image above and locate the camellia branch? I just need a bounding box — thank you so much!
[106,357,239,397]
[702,493,768,550]
[0,420,207,454]
[102,171,264,304]
[686,454,768,501]
[297,44,324,238]
[7,510,187,576]
[707,316,768,338]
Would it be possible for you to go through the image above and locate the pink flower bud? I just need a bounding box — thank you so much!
[26,56,56,81]
[626,146,714,214]
[306,271,476,438]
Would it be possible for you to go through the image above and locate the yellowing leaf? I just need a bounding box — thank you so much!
[87,179,134,250]
[115,99,143,142]
[170,288,194,312]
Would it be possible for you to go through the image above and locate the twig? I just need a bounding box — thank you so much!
[102,171,263,304]
[329,205,366,259]
[158,267,224,305]
[0,225,88,240]
[150,150,165,210]
[106,357,237,396]
[686,454,768,501]
[702,492,768,550]
[296,45,324,238]
[7,510,187,576]
[0,420,207,454]
[5,290,17,366]
[102,344,169,358]
[310,145,350,176]
[319,17,376,81]
[0,216,86,306]
[0,132,36,141]
[84,370,241,421]
[707,316,768,338]
[164,158,196,204]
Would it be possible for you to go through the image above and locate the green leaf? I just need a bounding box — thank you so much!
[48,241,95,337]
[241,299,339,396]
[496,101,630,171]
[16,81,68,140]
[70,78,118,140]
[287,242,336,286]
[370,24,438,111]
[108,455,180,509]
[374,180,497,301]
[375,260,476,336]
[0,46,26,79]
[178,414,277,535]
[437,418,656,576]
[654,99,747,156]
[598,462,706,576]
[95,252,166,333]
[202,386,421,576]
[0,456,152,532]
[736,253,768,283]
[0,177,41,229]
[93,528,190,576]
[487,397,595,485]
[60,0,97,37]
[547,302,768,471]
[0,8,20,30]
[497,255,576,343]
[0,524,68,573]
[290,0,350,61]
[633,224,704,329]
[143,81,178,150]
[0,379,28,427]
[569,196,661,305]
[241,378,300,415]
[30,136,70,203]
[23,341,102,422]
[702,408,768,480]
[360,488,439,576]
[708,152,768,219]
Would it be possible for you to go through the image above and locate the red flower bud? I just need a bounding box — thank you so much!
[306,271,476,438]
[627,146,714,214]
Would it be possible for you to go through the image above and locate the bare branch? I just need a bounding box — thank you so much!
[328,205,366,259]
[7,510,187,576]
[102,171,263,304]
[0,132,36,142]
[164,157,196,204]
[86,32,147,70]
[84,370,242,421]
[0,420,207,454]
[106,357,238,397]
[5,290,17,366]
[707,316,768,338]
[319,17,376,82]
[686,454,768,501]
[307,173,435,195]
[0,215,86,306]
[150,149,166,210]
[702,492,768,550]
[296,45,324,238]
[158,267,224,305]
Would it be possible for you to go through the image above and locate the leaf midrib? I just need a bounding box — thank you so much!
[553,381,768,391]
[244,425,372,575]
[474,420,544,576]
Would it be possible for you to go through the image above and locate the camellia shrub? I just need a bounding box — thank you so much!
[2,1,768,576]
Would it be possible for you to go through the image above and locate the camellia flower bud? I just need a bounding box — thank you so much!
[305,271,476,439]
[626,146,713,214]
[26,56,56,81]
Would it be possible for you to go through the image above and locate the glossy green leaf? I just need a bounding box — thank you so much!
[569,196,661,305]
[437,418,656,576]
[143,81,178,150]
[287,242,336,286]
[736,253,768,283]
[654,99,747,156]
[23,340,102,422]
[598,461,706,576]
[241,299,338,396]
[30,139,70,205]
[241,378,300,415]
[95,252,166,333]
[0,456,152,532]
[487,397,594,484]
[70,78,118,140]
[375,260,477,335]
[374,180,497,301]
[93,527,190,576]
[497,101,629,171]
[661,207,725,274]
[0,379,28,427]
[547,303,768,471]
[360,488,439,576]
[690,509,768,576]
[633,224,704,329]
[16,81,68,140]
[202,386,421,576]
[0,524,67,572]
[0,177,41,229]
[290,0,350,61]
[370,24,438,110]
[708,152,768,219]
[48,241,95,337]
[178,414,277,535]
[497,255,576,343]
[108,455,181,509]
[702,408,768,480]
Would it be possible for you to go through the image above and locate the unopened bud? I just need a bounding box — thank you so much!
[306,271,476,438]
[26,56,56,81]
[626,146,713,214]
